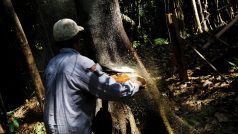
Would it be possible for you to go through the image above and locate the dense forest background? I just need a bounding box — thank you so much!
[1,0,238,133]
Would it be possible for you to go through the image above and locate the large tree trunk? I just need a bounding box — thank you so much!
[84,0,143,133]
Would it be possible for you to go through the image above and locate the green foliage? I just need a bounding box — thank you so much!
[143,34,148,43]
[153,38,169,45]
[138,5,144,17]
[34,122,46,134]
[121,14,135,26]
[137,27,150,44]
[228,58,238,70]
[150,0,156,7]
[132,41,141,48]
[34,42,43,50]
[7,111,20,133]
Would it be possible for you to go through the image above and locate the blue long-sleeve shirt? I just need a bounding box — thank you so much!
[43,48,140,134]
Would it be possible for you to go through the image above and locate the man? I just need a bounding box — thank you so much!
[43,18,145,134]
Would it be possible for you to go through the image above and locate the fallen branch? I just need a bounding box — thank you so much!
[207,32,231,47]
[187,42,227,81]
[203,15,238,49]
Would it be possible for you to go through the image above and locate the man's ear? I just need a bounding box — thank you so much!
[89,64,97,72]
[89,64,104,77]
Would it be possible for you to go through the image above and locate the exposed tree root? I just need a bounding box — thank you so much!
[94,100,140,134]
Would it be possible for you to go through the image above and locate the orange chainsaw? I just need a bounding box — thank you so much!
[102,65,146,85]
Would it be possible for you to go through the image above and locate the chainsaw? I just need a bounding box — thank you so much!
[101,65,146,85]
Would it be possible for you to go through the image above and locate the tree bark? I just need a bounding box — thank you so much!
[2,0,45,111]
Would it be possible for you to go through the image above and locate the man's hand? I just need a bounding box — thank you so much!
[111,73,146,88]
[111,73,130,83]
[130,75,146,90]
[136,76,146,86]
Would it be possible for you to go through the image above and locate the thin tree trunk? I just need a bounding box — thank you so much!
[165,0,188,81]
[226,0,234,19]
[204,0,213,30]
[197,0,208,31]
[173,0,187,38]
[215,0,226,26]
[192,0,203,33]
[137,0,141,31]
[230,0,238,12]
[2,0,44,111]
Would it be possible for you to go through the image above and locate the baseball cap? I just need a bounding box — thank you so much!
[53,18,84,41]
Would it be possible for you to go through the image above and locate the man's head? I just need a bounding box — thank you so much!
[53,18,84,42]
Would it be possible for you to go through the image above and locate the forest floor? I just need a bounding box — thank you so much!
[158,69,238,134]
[140,26,238,134]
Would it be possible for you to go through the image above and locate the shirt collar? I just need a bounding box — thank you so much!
[59,48,79,54]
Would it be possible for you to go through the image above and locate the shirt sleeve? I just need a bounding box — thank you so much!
[85,64,141,100]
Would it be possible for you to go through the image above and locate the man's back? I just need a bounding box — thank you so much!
[44,48,96,134]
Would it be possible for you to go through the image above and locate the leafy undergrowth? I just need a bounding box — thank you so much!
[19,122,45,134]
